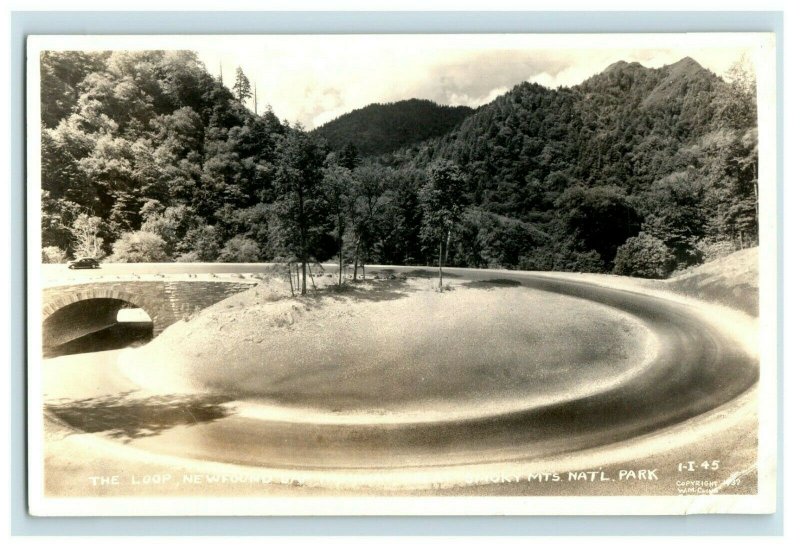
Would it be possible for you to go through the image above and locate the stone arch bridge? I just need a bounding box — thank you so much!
[42,277,257,350]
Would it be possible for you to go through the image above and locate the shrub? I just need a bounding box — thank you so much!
[175,251,200,263]
[108,231,169,263]
[218,235,261,263]
[184,225,221,262]
[567,250,606,273]
[696,238,738,262]
[42,246,67,263]
[519,247,605,273]
[612,233,675,279]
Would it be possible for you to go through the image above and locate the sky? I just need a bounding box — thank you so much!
[193,34,755,128]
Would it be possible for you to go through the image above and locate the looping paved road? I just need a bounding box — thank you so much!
[79,264,759,471]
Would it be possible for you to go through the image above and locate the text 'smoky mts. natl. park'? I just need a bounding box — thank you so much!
[31,36,768,511]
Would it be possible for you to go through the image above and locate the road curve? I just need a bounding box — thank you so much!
[87,265,760,471]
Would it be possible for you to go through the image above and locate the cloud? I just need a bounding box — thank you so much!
[195,36,749,128]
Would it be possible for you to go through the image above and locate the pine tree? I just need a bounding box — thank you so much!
[232,67,253,105]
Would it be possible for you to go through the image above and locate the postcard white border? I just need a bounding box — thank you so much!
[25,32,777,516]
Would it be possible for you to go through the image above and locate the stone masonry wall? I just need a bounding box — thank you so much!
[42,279,257,347]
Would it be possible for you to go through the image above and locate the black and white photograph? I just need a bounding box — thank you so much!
[26,33,778,516]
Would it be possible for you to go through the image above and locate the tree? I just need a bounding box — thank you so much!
[42,246,68,264]
[347,165,390,281]
[178,225,221,262]
[641,172,707,269]
[219,235,260,262]
[140,203,209,259]
[712,57,757,132]
[419,161,468,290]
[108,231,169,262]
[217,203,273,258]
[612,233,674,279]
[375,168,424,266]
[70,213,105,259]
[706,58,759,247]
[146,106,206,205]
[41,190,81,251]
[456,208,548,269]
[555,184,640,267]
[269,127,328,295]
[339,142,360,169]
[232,67,253,105]
[322,161,355,285]
[40,51,108,128]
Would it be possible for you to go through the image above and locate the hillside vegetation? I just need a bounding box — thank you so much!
[383,58,757,273]
[41,52,757,279]
[312,99,474,158]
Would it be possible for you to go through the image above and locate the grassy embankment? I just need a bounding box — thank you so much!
[666,247,759,317]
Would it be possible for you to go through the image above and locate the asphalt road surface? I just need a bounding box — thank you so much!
[42,262,280,285]
[44,263,759,471]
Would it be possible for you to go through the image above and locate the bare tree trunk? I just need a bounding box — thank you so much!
[753,172,759,224]
[338,235,344,286]
[299,185,307,295]
[338,222,346,286]
[438,238,444,292]
[308,263,317,291]
[287,263,295,297]
[444,228,451,266]
[353,239,360,281]
[295,262,300,291]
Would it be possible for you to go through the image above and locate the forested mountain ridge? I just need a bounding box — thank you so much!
[382,57,757,272]
[41,50,289,264]
[40,51,757,279]
[312,99,474,158]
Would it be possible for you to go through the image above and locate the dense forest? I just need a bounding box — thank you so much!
[40,51,758,283]
[313,99,474,158]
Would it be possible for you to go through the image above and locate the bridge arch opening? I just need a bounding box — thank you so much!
[43,297,154,358]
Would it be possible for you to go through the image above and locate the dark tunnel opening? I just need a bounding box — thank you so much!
[43,298,154,358]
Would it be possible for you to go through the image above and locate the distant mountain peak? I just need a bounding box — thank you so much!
[641,56,715,107]
[603,60,629,72]
[669,56,703,70]
[313,98,474,158]
[601,60,644,73]
[662,56,708,79]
